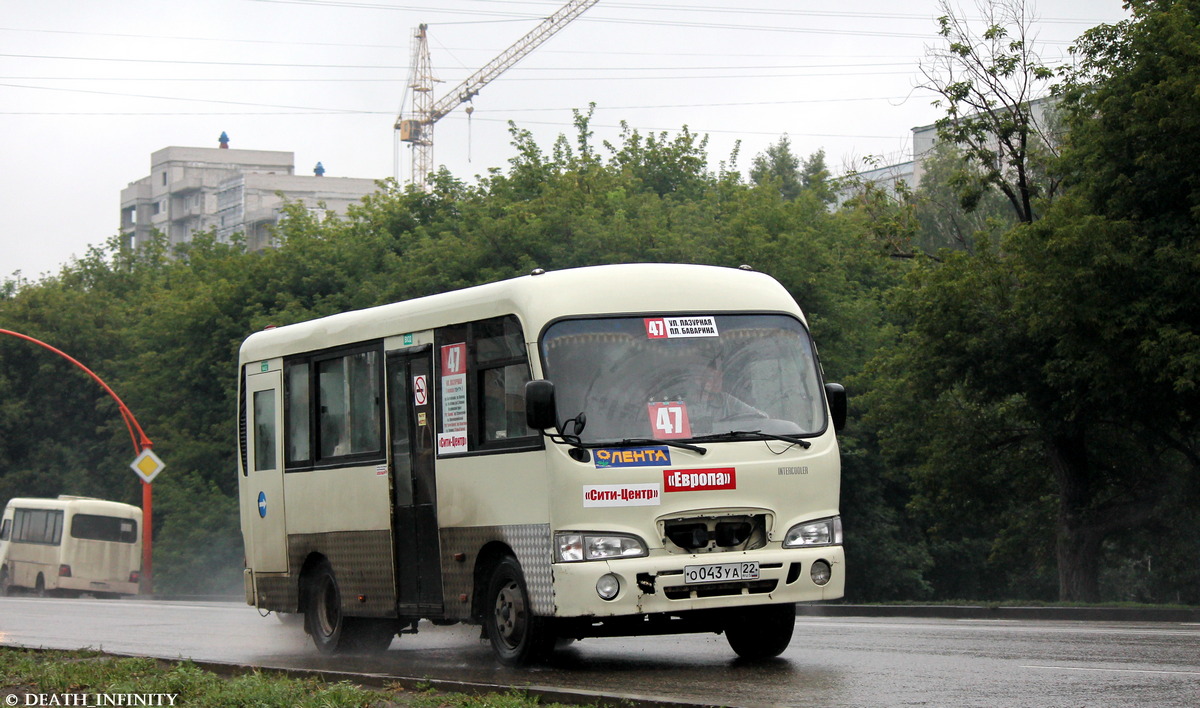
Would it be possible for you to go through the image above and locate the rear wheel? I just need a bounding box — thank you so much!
[724,603,796,660]
[304,559,395,653]
[484,557,555,666]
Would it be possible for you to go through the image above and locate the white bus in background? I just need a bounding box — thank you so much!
[238,263,847,665]
[0,496,142,598]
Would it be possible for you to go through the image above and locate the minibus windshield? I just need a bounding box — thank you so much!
[540,314,826,444]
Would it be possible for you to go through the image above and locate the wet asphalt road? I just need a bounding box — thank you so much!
[1,596,1198,706]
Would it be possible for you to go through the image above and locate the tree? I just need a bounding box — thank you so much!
[874,0,1200,602]
[800,149,835,205]
[913,142,1017,253]
[749,135,802,200]
[919,0,1059,223]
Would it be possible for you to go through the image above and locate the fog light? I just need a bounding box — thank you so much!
[596,573,620,601]
[810,560,832,586]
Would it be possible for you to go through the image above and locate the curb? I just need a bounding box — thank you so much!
[144,596,1200,623]
[796,603,1200,622]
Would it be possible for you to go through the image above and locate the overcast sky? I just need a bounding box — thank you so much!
[1,0,1129,281]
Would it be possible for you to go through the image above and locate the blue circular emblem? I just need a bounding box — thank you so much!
[257,491,267,518]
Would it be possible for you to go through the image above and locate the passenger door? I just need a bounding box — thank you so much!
[386,348,444,614]
[245,369,287,573]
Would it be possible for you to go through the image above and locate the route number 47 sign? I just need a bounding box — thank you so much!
[647,401,692,439]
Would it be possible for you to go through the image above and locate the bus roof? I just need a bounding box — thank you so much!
[3,497,141,517]
[240,263,805,363]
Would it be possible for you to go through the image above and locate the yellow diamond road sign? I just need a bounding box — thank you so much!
[130,449,165,484]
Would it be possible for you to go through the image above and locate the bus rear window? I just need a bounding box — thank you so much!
[71,514,138,544]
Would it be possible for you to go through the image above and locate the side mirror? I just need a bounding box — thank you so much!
[525,379,558,431]
[825,382,847,431]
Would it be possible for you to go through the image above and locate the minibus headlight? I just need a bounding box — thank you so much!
[555,533,647,562]
[783,516,842,548]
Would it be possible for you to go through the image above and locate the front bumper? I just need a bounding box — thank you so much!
[550,545,844,617]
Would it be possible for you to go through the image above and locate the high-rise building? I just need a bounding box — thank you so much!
[120,136,378,252]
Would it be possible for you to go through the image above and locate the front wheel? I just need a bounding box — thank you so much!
[484,557,555,666]
[724,603,796,660]
[304,559,394,653]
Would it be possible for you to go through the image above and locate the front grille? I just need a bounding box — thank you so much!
[660,513,768,553]
[664,579,779,600]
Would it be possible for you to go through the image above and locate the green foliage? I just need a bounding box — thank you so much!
[1059,0,1200,229]
[749,137,834,206]
[913,142,1017,253]
[865,0,1200,603]
[749,135,803,201]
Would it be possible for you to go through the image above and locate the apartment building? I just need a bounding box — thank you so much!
[120,139,378,252]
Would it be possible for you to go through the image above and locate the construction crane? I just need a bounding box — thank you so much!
[396,0,599,189]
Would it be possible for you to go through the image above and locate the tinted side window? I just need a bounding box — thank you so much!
[71,514,138,543]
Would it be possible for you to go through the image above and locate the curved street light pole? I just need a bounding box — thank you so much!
[0,328,155,594]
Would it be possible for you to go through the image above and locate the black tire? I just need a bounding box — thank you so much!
[484,556,555,666]
[303,559,394,653]
[724,603,796,660]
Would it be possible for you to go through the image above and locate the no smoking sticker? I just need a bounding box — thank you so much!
[413,374,428,406]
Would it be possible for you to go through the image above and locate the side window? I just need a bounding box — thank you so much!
[0,518,9,541]
[317,349,382,460]
[13,510,27,543]
[481,364,533,442]
[436,315,537,453]
[285,362,310,464]
[13,509,63,545]
[475,316,535,445]
[283,344,384,469]
[253,389,277,471]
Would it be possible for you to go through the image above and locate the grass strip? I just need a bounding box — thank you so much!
[0,647,568,708]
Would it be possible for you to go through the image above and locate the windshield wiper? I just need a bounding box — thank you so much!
[688,430,812,449]
[547,433,707,455]
[614,438,708,454]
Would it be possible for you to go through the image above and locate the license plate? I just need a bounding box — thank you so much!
[683,561,760,584]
